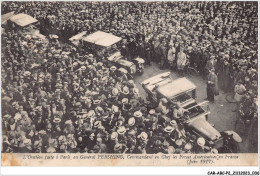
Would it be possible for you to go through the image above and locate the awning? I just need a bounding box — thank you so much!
[83,31,122,47]
[141,72,172,93]
[69,31,87,42]
[10,13,38,27]
[2,11,15,24]
[157,77,196,98]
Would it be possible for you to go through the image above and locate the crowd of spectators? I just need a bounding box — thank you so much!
[1,1,258,153]
[2,30,216,154]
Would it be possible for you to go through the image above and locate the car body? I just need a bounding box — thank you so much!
[141,72,223,148]
[2,11,15,25]
[69,31,144,75]
[7,13,47,41]
[9,13,38,27]
[69,31,88,47]
[107,51,136,74]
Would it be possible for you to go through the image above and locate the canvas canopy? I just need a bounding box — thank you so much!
[69,31,87,42]
[10,13,38,27]
[157,77,196,98]
[2,11,15,24]
[83,31,122,47]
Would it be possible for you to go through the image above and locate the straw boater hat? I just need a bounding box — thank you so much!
[112,88,119,96]
[88,110,95,118]
[93,99,101,105]
[3,114,11,119]
[117,126,126,135]
[65,120,72,125]
[128,117,135,126]
[111,132,118,140]
[53,118,61,124]
[73,62,78,67]
[211,148,218,154]
[102,114,109,121]
[133,111,142,118]
[163,140,170,148]
[38,78,44,83]
[149,109,156,115]
[128,129,136,136]
[112,105,119,113]
[175,139,183,146]
[122,98,128,104]
[38,130,46,135]
[47,147,56,153]
[58,135,66,143]
[184,143,192,150]
[79,96,87,101]
[140,132,148,141]
[24,71,31,76]
[122,86,129,94]
[110,66,117,71]
[164,126,174,133]
[23,139,31,146]
[170,120,177,126]
[80,66,86,70]
[94,121,102,128]
[167,146,175,154]
[197,137,206,147]
[114,143,122,151]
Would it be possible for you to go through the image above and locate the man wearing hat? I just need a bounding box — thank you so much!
[176,47,187,73]
[206,69,218,103]
[156,98,169,115]
[173,101,187,120]
[113,143,124,153]
[20,138,32,153]
[159,40,168,69]
[194,137,210,153]
[220,56,232,92]
[167,43,176,70]
[205,55,217,76]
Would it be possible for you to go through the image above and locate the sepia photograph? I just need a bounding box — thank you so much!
[1,1,258,168]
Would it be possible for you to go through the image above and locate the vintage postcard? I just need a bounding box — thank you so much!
[1,1,258,167]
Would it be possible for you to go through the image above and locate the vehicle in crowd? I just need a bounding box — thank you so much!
[6,13,47,41]
[106,50,137,75]
[69,31,145,75]
[69,31,88,47]
[2,11,15,25]
[141,72,242,149]
[115,67,134,81]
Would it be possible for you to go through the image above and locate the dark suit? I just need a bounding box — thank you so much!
[207,72,218,102]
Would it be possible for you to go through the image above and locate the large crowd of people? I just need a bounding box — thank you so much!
[1,1,258,153]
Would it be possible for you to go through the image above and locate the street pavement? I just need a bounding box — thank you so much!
[133,62,251,153]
